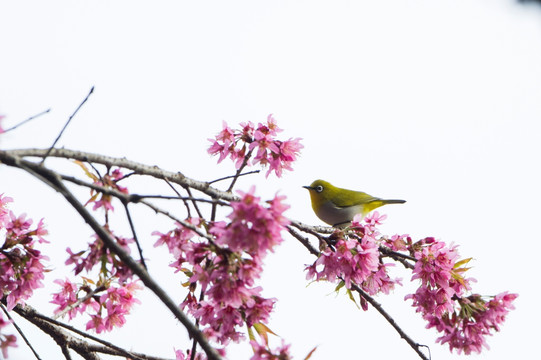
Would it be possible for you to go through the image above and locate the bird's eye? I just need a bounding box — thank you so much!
[315,185,324,193]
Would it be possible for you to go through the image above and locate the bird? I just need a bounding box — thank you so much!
[303,179,406,227]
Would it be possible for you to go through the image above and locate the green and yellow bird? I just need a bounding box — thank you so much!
[303,179,406,227]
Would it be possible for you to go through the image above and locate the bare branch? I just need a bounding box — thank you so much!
[2,108,51,133]
[7,148,237,202]
[42,87,94,164]
[208,169,260,185]
[123,202,148,269]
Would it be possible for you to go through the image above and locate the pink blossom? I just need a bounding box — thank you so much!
[307,234,380,290]
[82,167,129,212]
[0,313,17,358]
[207,121,237,163]
[0,200,49,310]
[64,230,135,281]
[208,116,302,178]
[249,339,292,360]
[383,234,410,251]
[211,187,289,257]
[0,115,5,134]
[362,262,400,296]
[362,211,387,231]
[0,194,13,227]
[405,237,517,354]
[86,314,106,333]
[152,218,201,254]
[0,334,17,358]
[156,188,285,345]
[51,278,83,319]
[175,347,226,360]
[82,282,140,333]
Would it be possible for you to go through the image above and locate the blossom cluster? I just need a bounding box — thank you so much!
[50,165,139,334]
[305,212,401,309]
[77,162,128,212]
[51,277,140,334]
[405,237,517,354]
[154,187,290,353]
[51,228,139,331]
[305,210,517,354]
[0,194,49,357]
[65,230,135,281]
[84,281,141,333]
[0,194,48,310]
[208,115,303,177]
[0,115,5,134]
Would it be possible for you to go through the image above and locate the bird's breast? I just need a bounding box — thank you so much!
[314,200,363,226]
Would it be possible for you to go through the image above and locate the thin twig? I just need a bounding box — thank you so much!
[60,174,229,207]
[123,202,148,269]
[54,286,105,319]
[350,283,430,360]
[2,108,51,133]
[0,303,43,360]
[41,86,94,164]
[140,200,219,246]
[379,246,415,270]
[53,285,106,320]
[208,169,260,185]
[226,149,253,192]
[164,178,191,217]
[183,186,204,219]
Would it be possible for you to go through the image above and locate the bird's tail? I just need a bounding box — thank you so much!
[382,199,406,204]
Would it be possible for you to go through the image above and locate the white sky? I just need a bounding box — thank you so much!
[1,1,541,359]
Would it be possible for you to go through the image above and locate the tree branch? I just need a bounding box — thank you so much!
[7,148,237,202]
[0,151,222,360]
[0,303,43,360]
[0,147,428,360]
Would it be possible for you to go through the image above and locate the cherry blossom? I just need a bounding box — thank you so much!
[208,115,303,177]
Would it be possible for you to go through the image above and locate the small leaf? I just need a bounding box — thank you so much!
[346,289,360,309]
[74,160,98,181]
[81,276,95,285]
[454,257,472,269]
[303,346,318,360]
[253,322,277,345]
[334,280,345,293]
[247,325,256,342]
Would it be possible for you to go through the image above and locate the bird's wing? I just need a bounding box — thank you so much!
[334,189,380,208]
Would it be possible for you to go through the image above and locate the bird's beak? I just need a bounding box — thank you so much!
[302,185,313,190]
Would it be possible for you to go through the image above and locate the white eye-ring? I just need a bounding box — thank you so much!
[315,185,324,193]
